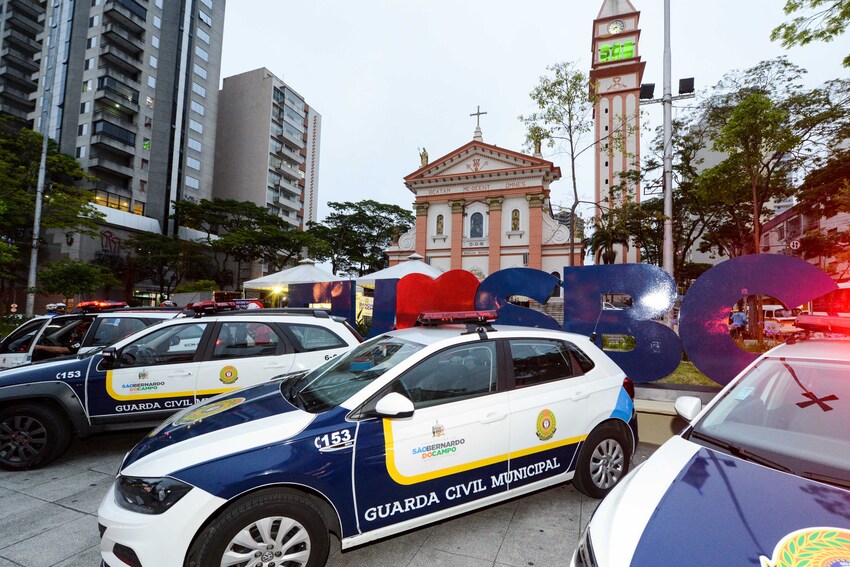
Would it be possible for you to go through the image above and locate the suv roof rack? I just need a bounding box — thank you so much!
[209,308,332,318]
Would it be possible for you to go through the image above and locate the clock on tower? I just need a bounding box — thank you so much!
[590,0,646,264]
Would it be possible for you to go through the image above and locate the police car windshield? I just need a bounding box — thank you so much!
[692,358,850,487]
[283,335,423,413]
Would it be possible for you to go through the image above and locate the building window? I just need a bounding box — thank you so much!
[185,176,200,189]
[195,45,209,62]
[186,156,200,170]
[89,15,99,27]
[200,0,212,8]
[142,138,150,150]
[196,27,210,44]
[152,35,159,49]
[140,180,147,192]
[511,209,520,231]
[153,15,161,29]
[192,82,206,97]
[436,214,444,235]
[194,64,207,80]
[141,159,149,170]
[146,96,154,108]
[133,201,145,215]
[470,212,484,238]
[93,190,130,212]
[149,55,158,69]
[78,123,89,136]
[147,75,156,88]
[189,119,203,134]
[199,10,212,26]
[84,58,95,70]
[75,146,86,158]
[188,138,202,152]
[80,101,90,114]
[191,101,205,116]
[82,80,92,92]
[155,0,163,8]
[86,36,96,49]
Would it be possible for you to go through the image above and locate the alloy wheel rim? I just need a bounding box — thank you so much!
[0,415,48,464]
[589,438,625,489]
[221,515,311,567]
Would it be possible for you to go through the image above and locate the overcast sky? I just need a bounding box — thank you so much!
[220,1,848,222]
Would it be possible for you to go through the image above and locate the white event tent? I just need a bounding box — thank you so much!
[358,254,444,284]
[243,259,343,290]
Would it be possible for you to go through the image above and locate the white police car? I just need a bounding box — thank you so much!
[0,309,360,470]
[573,315,850,566]
[97,311,637,567]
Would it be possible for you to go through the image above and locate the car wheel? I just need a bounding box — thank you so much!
[0,404,73,471]
[187,489,330,567]
[572,423,630,499]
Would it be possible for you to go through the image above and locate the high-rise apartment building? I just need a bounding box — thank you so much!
[214,68,320,234]
[0,0,44,126]
[31,0,225,243]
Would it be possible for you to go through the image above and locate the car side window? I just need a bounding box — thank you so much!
[567,343,595,373]
[212,322,281,360]
[92,317,147,347]
[117,323,207,368]
[0,319,46,353]
[509,339,574,388]
[287,324,347,351]
[394,342,497,409]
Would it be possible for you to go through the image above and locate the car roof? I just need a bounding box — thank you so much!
[765,337,850,362]
[383,324,594,348]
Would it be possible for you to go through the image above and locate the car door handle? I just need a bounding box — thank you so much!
[480,412,507,424]
[571,391,589,401]
[167,371,193,378]
[264,363,289,369]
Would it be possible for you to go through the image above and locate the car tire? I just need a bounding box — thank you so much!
[0,403,73,471]
[572,423,630,499]
[187,488,330,567]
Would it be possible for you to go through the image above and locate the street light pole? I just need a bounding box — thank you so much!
[662,0,674,280]
[25,3,62,317]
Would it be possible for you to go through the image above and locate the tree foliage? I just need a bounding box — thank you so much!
[307,200,414,276]
[36,260,119,301]
[771,0,850,67]
[126,233,211,298]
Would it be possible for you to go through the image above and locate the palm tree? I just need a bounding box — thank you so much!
[585,217,631,264]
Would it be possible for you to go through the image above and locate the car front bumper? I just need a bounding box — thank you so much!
[98,480,226,567]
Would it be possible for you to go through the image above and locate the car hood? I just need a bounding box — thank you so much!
[121,380,315,477]
[590,436,850,566]
[0,355,93,384]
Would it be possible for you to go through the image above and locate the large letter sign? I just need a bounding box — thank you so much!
[288,281,356,327]
[475,268,561,330]
[679,255,837,385]
[395,270,480,329]
[561,264,681,382]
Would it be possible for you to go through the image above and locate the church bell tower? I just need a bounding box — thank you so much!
[591,0,646,263]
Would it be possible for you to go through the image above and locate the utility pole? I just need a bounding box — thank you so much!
[25,2,63,317]
[662,0,674,279]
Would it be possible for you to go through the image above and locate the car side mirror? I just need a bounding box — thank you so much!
[373,392,415,419]
[675,396,702,422]
[100,347,117,370]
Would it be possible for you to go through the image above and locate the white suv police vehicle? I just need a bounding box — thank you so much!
[0,309,361,471]
[97,311,637,567]
[573,315,850,566]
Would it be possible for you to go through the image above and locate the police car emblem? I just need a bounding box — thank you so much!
[759,527,850,567]
[432,420,445,438]
[173,397,246,426]
[219,365,238,384]
[536,409,556,441]
[138,370,149,381]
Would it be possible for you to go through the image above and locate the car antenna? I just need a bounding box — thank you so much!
[589,302,604,343]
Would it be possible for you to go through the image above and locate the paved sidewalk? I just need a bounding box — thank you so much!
[0,432,657,567]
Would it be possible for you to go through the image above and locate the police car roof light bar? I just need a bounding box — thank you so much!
[794,314,850,335]
[416,310,498,327]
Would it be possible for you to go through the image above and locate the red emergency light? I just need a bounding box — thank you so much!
[795,314,850,335]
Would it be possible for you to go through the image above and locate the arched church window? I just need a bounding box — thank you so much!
[550,271,561,298]
[470,212,484,238]
[436,214,444,235]
[511,209,520,231]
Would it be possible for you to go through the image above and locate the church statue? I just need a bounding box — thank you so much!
[419,147,428,166]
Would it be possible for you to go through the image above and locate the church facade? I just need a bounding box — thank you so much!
[386,129,583,279]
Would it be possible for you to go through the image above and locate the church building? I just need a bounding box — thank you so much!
[386,122,582,279]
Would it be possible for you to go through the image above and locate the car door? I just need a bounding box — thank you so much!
[0,318,48,369]
[80,316,152,353]
[194,320,294,398]
[353,340,510,532]
[87,321,211,419]
[504,337,593,490]
[282,322,356,371]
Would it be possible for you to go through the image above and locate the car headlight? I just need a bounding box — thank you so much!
[115,475,193,515]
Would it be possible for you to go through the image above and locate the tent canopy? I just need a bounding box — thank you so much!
[243,259,342,290]
[358,254,444,283]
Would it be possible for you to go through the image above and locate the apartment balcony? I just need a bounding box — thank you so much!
[102,22,144,54]
[100,42,143,74]
[95,77,140,113]
[277,163,301,182]
[0,102,29,121]
[276,127,302,146]
[99,65,141,90]
[5,10,41,36]
[0,84,33,106]
[2,28,41,54]
[93,109,137,130]
[8,0,44,21]
[1,47,39,73]
[0,64,36,89]
[89,153,135,179]
[278,177,302,195]
[274,145,304,164]
[103,0,147,35]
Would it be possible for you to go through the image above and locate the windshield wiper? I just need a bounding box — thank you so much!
[691,430,793,473]
[801,471,850,490]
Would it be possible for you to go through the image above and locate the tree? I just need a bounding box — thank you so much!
[127,233,211,298]
[771,0,850,67]
[307,200,414,276]
[36,260,119,303]
[520,62,597,266]
[585,215,631,265]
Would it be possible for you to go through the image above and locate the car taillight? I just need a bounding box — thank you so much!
[623,377,635,399]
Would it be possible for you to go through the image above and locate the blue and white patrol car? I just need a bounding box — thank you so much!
[97,311,637,567]
[573,315,850,566]
[0,310,360,470]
